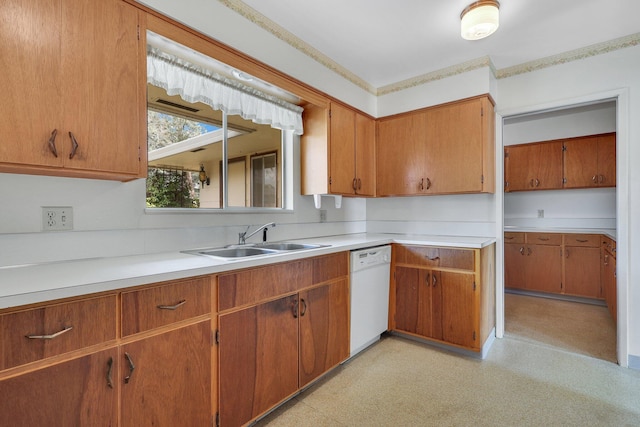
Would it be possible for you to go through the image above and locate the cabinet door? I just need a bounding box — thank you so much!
[355,113,376,196]
[598,133,616,186]
[504,243,526,290]
[61,0,142,175]
[564,246,601,298]
[563,136,599,188]
[440,272,477,349]
[120,320,211,427]
[0,0,63,169]
[525,245,562,293]
[603,253,617,321]
[505,141,563,191]
[393,267,421,334]
[377,112,427,196]
[426,99,484,193]
[425,270,443,340]
[329,103,356,195]
[299,279,349,387]
[219,296,298,427]
[0,348,118,427]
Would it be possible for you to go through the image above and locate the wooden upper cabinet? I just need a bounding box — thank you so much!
[376,110,428,196]
[301,102,376,196]
[0,0,145,180]
[563,133,616,188]
[377,95,495,196]
[505,140,564,191]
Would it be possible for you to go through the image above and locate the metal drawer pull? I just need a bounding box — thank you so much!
[68,132,79,159]
[425,256,440,261]
[124,352,135,384]
[47,129,59,157]
[519,247,524,255]
[505,236,514,240]
[576,239,589,243]
[26,326,73,340]
[538,237,550,241]
[157,299,187,310]
[106,357,114,389]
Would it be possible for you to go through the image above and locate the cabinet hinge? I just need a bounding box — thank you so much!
[215,412,220,427]
[560,282,563,290]
[329,176,332,185]
[563,177,567,184]
[215,329,220,345]
[481,175,484,184]
[504,151,509,158]
[481,106,484,117]
[137,25,140,41]
[329,109,332,118]
[473,282,476,291]
[473,331,476,341]
[562,144,567,152]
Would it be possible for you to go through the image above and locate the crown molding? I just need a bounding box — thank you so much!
[496,32,640,79]
[220,1,639,96]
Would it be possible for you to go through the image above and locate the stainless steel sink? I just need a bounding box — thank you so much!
[257,242,326,251]
[183,247,279,259]
[182,242,328,259]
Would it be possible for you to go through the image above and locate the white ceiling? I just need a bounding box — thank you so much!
[235,0,640,89]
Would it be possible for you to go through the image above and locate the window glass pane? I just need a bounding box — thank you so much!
[252,153,277,207]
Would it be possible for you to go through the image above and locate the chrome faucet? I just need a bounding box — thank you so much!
[238,222,275,245]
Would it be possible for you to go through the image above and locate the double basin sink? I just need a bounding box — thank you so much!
[183,242,327,260]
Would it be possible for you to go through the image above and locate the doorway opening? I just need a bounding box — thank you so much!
[501,99,618,364]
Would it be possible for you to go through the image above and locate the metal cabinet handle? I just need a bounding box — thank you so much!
[357,178,362,190]
[505,236,514,240]
[527,247,532,256]
[68,132,79,159]
[599,175,605,184]
[538,237,550,241]
[425,273,431,287]
[106,357,114,389]
[565,249,570,258]
[425,177,432,190]
[419,178,424,191]
[425,255,440,261]
[432,274,437,288]
[352,178,357,191]
[592,175,598,184]
[26,326,73,340]
[535,179,540,187]
[124,352,135,384]
[519,247,524,255]
[576,239,588,243]
[157,299,187,310]
[292,298,299,318]
[48,129,59,158]
[529,179,534,187]
[300,298,307,317]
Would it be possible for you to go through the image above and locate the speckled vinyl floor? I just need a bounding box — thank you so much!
[255,296,639,426]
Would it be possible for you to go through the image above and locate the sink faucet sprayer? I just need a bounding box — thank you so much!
[238,222,275,245]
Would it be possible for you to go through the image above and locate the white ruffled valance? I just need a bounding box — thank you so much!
[147,46,304,135]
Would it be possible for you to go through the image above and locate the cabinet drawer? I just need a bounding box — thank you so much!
[218,259,313,311]
[602,236,616,258]
[564,234,600,247]
[393,245,475,271]
[312,252,348,283]
[121,277,211,337]
[504,232,525,244]
[0,295,116,371]
[525,233,562,246]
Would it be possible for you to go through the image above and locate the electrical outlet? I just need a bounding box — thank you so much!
[42,207,73,231]
[537,209,544,218]
[320,210,327,223]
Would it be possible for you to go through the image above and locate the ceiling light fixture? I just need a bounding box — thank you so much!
[460,0,500,41]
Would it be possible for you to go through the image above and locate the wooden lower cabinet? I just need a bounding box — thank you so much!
[217,252,350,426]
[121,320,212,427]
[219,296,299,427]
[602,237,617,321]
[0,347,118,427]
[505,232,607,300]
[391,244,495,352]
[299,278,350,387]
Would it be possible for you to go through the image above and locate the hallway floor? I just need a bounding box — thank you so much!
[255,297,638,426]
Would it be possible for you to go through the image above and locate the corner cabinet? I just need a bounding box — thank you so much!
[217,252,349,427]
[390,244,495,352]
[376,95,495,196]
[301,102,376,196]
[0,0,146,181]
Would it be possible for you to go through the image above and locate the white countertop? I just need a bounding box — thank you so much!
[0,233,495,310]
[503,226,616,239]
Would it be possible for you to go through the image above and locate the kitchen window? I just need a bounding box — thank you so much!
[145,31,301,211]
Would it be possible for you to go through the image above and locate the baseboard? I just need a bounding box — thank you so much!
[628,354,640,370]
[390,328,496,360]
[505,289,607,307]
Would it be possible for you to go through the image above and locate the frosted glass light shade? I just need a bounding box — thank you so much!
[461,0,500,40]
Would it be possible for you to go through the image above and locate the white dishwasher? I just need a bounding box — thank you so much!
[350,245,391,358]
